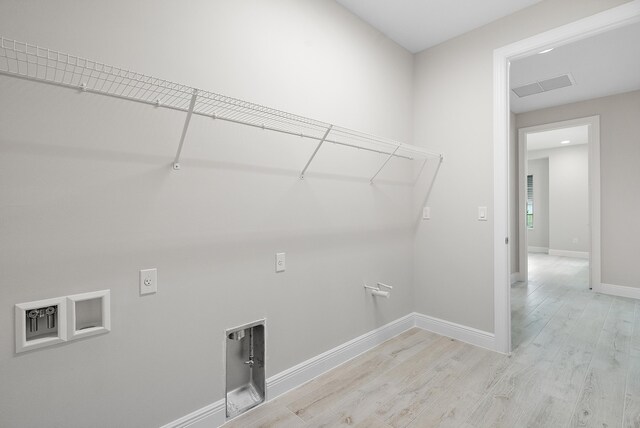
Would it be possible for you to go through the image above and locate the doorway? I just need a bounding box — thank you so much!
[517,116,600,290]
[492,2,640,354]
[511,118,599,350]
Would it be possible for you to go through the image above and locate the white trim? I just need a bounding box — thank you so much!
[159,400,226,428]
[161,312,497,427]
[595,283,640,300]
[494,0,640,354]
[265,313,414,400]
[511,273,521,284]
[493,27,511,355]
[527,246,549,253]
[588,116,602,294]
[548,249,589,259]
[414,313,496,351]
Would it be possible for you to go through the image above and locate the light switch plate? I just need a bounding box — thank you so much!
[422,207,431,220]
[478,206,488,221]
[140,269,157,295]
[275,253,285,273]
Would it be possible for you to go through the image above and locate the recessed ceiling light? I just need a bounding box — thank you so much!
[560,140,571,145]
[538,48,554,54]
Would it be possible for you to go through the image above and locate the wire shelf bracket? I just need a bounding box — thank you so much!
[370,145,400,184]
[172,88,198,170]
[300,125,333,179]
[0,36,444,180]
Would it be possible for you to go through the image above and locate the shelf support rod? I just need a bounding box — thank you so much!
[300,125,333,179]
[370,145,400,184]
[172,88,199,170]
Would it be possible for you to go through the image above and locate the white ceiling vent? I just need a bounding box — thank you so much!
[512,73,575,98]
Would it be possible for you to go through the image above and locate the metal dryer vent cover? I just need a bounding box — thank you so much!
[512,73,575,98]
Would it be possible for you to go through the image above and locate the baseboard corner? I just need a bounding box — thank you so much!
[413,313,496,352]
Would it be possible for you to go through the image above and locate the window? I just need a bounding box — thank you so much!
[526,174,534,229]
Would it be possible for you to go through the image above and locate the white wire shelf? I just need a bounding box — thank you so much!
[0,36,443,181]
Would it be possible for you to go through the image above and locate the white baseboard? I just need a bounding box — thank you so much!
[527,246,549,253]
[548,249,589,259]
[413,313,496,351]
[510,272,521,284]
[161,312,495,428]
[160,400,226,428]
[595,283,640,300]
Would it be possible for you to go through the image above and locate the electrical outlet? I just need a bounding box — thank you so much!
[275,253,285,273]
[140,269,157,295]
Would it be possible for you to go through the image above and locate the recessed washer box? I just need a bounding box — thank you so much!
[15,296,67,353]
[67,290,111,340]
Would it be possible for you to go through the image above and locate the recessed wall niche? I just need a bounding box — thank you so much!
[67,290,111,340]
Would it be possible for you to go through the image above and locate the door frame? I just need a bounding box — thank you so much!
[517,116,601,289]
[492,1,640,354]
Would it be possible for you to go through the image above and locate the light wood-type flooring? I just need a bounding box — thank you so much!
[224,254,640,427]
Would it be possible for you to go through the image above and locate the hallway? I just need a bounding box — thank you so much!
[512,253,590,348]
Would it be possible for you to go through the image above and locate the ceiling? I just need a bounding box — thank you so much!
[510,22,640,113]
[527,125,588,152]
[335,0,543,53]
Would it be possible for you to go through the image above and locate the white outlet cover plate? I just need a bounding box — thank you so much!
[422,207,431,220]
[276,253,286,273]
[140,269,157,295]
[478,206,488,221]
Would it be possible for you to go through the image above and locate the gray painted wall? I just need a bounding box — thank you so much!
[0,1,417,427]
[517,90,640,288]
[412,0,631,332]
[526,157,550,249]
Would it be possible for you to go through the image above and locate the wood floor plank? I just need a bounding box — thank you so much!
[624,302,640,428]
[513,289,596,367]
[302,379,400,427]
[405,384,483,428]
[365,327,443,369]
[285,352,395,421]
[463,358,554,428]
[511,285,572,348]
[540,293,613,402]
[514,394,574,428]
[224,405,303,428]
[570,297,635,427]
[251,407,304,428]
[378,342,489,427]
[353,415,392,428]
[449,347,511,397]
